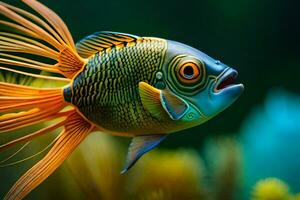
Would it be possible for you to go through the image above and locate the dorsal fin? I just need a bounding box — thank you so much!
[76,31,141,58]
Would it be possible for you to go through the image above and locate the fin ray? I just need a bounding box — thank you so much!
[0,102,65,132]
[0,66,70,82]
[122,134,167,173]
[0,112,72,152]
[138,82,165,119]
[4,113,93,200]
[0,1,95,199]
[23,0,75,49]
[0,4,62,50]
[0,32,59,59]
[0,19,40,38]
[76,31,140,58]
[0,1,86,79]
[0,142,30,164]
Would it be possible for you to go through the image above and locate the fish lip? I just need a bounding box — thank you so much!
[213,68,244,93]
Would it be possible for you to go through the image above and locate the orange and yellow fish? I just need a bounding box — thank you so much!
[0,0,243,199]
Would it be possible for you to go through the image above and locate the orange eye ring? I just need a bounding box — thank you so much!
[178,62,201,84]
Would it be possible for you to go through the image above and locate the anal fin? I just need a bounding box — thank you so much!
[121,134,167,174]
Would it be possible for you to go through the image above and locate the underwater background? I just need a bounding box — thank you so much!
[0,0,299,199]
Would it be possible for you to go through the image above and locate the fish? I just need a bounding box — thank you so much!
[0,0,244,199]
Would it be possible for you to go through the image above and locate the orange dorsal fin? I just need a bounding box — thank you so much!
[0,0,85,79]
[0,1,94,199]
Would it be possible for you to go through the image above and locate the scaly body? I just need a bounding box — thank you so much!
[66,37,170,134]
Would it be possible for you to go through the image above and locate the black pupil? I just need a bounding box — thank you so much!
[184,66,194,77]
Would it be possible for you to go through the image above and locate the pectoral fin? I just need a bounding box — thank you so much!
[139,82,165,119]
[121,134,167,173]
[139,82,189,121]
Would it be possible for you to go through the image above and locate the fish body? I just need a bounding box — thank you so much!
[0,1,243,199]
[65,34,243,136]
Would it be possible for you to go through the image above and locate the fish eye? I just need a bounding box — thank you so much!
[178,62,202,84]
[167,56,207,95]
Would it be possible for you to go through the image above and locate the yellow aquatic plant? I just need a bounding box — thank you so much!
[251,178,292,200]
[128,149,206,200]
[65,134,207,200]
[66,133,126,200]
[294,193,300,200]
[204,137,242,200]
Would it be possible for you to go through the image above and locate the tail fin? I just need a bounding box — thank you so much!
[4,113,93,200]
[0,1,95,199]
[0,83,70,149]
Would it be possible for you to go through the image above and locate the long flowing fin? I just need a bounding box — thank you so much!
[0,84,67,134]
[0,142,30,164]
[0,82,77,156]
[0,83,93,200]
[0,66,70,82]
[0,127,69,168]
[0,0,86,79]
[4,113,93,200]
[0,113,71,151]
[0,1,96,199]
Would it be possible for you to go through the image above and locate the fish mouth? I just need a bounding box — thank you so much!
[214,68,244,93]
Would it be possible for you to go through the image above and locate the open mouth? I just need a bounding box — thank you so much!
[215,68,241,92]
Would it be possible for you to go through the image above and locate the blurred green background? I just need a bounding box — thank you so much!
[1,0,300,199]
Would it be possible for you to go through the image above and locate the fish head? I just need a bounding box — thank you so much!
[160,40,244,127]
